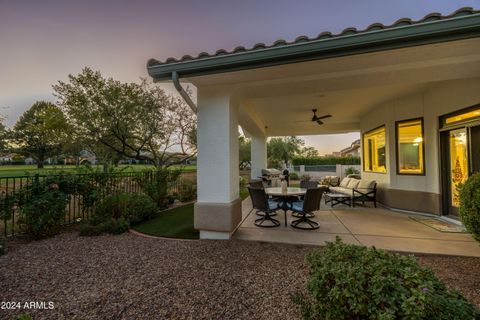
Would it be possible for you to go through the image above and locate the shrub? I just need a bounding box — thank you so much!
[80,217,131,237]
[92,193,157,225]
[294,238,476,320]
[178,182,197,202]
[292,156,360,166]
[459,173,480,241]
[137,169,181,209]
[79,224,104,237]
[300,174,311,181]
[239,176,247,188]
[16,182,69,239]
[344,166,360,175]
[289,172,299,180]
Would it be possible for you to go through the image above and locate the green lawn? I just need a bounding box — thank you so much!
[131,188,250,239]
[0,164,196,177]
[132,203,199,239]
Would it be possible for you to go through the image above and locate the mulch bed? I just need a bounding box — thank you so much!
[0,233,479,320]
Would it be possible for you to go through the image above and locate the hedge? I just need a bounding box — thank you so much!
[292,156,360,166]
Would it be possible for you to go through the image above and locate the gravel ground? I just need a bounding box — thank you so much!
[0,232,479,320]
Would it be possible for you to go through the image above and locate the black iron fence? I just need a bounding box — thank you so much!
[0,171,195,237]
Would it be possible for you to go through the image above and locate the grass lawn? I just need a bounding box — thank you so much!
[0,164,196,177]
[132,188,250,239]
[133,203,199,239]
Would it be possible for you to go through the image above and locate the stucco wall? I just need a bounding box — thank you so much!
[360,78,480,204]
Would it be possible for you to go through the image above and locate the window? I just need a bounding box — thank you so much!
[396,118,425,175]
[363,126,386,173]
[443,107,480,126]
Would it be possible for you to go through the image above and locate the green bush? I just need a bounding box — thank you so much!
[79,223,104,236]
[294,238,476,320]
[292,156,360,166]
[459,173,480,241]
[92,193,157,225]
[80,216,131,237]
[289,172,299,180]
[137,169,181,209]
[178,182,197,202]
[345,166,360,175]
[16,181,69,239]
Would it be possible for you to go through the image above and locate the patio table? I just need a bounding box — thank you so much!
[265,187,307,227]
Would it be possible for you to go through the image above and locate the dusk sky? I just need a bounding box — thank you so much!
[1,0,478,154]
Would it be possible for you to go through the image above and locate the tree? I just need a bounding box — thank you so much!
[12,101,69,168]
[267,136,305,166]
[301,146,319,158]
[53,68,196,168]
[239,136,251,169]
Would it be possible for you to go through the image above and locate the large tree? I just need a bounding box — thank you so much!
[267,136,305,166]
[12,101,69,168]
[53,68,196,168]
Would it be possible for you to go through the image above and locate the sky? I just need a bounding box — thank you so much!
[1,0,478,155]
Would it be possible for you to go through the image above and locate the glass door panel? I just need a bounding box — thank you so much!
[449,129,469,207]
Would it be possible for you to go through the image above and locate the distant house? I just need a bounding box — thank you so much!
[339,139,361,157]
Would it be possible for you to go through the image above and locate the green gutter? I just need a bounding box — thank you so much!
[148,13,480,81]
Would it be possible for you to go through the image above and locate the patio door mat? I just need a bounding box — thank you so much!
[410,216,466,233]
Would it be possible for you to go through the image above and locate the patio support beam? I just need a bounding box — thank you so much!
[194,89,241,239]
[250,134,267,180]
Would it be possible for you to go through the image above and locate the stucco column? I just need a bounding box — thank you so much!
[194,90,241,240]
[250,134,267,180]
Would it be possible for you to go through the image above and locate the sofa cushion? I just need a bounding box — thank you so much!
[347,179,361,189]
[339,177,351,187]
[357,180,376,190]
[329,187,351,195]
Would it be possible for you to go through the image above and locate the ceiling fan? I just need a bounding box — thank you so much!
[295,109,332,125]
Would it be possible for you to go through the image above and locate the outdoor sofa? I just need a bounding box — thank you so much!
[328,177,377,207]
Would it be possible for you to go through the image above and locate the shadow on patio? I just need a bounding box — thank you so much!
[234,198,480,257]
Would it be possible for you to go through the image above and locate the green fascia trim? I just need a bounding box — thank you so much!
[148,14,480,81]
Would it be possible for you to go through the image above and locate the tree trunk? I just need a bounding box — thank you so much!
[37,159,44,169]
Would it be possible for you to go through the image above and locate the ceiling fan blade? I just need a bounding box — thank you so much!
[316,114,332,120]
[316,120,324,125]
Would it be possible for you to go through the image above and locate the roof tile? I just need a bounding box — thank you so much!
[147,7,480,68]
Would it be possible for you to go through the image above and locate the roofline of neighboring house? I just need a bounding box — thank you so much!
[147,8,480,81]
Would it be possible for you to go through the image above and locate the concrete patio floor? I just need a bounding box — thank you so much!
[233,198,480,257]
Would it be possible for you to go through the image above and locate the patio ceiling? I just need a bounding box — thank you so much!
[214,38,480,136]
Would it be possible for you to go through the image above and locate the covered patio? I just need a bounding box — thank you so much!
[147,8,480,245]
[235,199,480,257]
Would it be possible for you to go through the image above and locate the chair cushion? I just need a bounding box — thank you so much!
[339,177,351,187]
[290,201,303,212]
[357,179,376,190]
[268,199,279,210]
[347,179,361,189]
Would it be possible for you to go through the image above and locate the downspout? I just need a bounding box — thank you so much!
[172,71,197,114]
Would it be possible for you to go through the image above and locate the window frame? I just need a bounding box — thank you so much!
[395,117,426,176]
[362,125,387,174]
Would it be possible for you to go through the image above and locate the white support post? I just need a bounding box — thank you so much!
[250,134,267,180]
[194,90,241,240]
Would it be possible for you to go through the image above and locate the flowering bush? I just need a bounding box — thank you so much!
[293,238,476,320]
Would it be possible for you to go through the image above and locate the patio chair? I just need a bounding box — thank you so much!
[290,187,325,230]
[292,181,321,217]
[248,186,280,228]
[248,179,264,188]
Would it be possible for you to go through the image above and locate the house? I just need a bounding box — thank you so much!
[147,7,480,239]
[339,139,361,157]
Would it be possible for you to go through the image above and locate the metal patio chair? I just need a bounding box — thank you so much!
[248,186,280,228]
[290,187,325,230]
